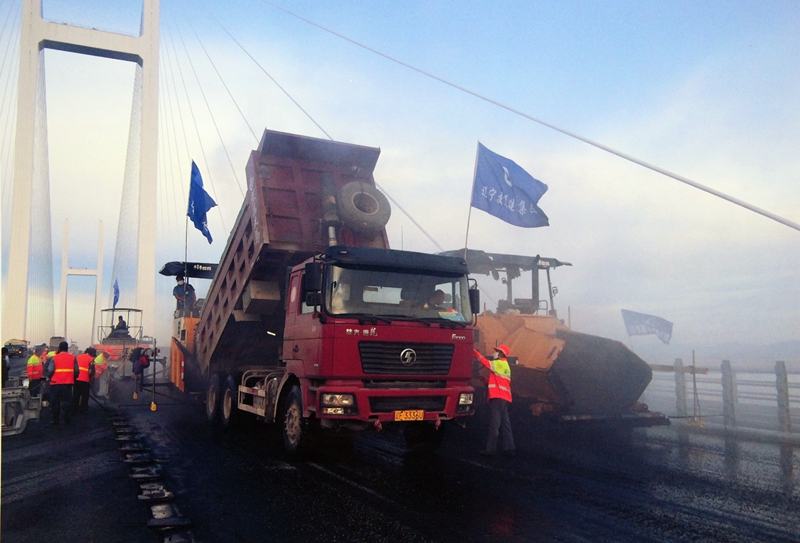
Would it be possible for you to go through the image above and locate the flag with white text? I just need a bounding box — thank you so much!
[470,143,549,227]
[187,161,217,243]
[621,309,673,344]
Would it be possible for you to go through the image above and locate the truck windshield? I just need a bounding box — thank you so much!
[326,265,472,323]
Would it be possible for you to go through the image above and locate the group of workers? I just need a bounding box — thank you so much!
[3,273,190,425]
[23,338,157,419]
[25,341,109,425]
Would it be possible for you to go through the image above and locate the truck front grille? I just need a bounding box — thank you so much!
[359,342,454,375]
[369,396,447,413]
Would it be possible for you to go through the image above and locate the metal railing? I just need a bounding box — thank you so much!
[644,359,800,434]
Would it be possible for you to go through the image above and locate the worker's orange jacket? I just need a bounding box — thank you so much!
[76,353,94,383]
[26,354,43,380]
[50,352,77,385]
[94,354,107,378]
[474,349,512,402]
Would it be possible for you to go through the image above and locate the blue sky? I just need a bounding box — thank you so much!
[1,0,798,363]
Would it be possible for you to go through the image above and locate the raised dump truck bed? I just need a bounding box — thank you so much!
[194,130,389,382]
[173,129,479,454]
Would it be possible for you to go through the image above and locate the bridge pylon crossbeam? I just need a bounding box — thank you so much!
[3,0,160,341]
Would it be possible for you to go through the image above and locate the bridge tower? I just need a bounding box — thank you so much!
[4,0,160,340]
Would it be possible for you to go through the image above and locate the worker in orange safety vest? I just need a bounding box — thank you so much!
[92,350,110,401]
[71,347,95,415]
[26,344,47,396]
[474,344,516,456]
[44,341,79,425]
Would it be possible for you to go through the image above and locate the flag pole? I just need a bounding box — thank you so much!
[184,162,191,275]
[184,215,189,279]
[184,213,189,306]
[184,162,190,315]
[463,142,481,259]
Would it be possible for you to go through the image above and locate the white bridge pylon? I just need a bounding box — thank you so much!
[4,0,160,340]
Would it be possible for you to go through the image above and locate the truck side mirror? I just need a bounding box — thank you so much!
[469,288,480,315]
[303,262,324,313]
[303,262,323,293]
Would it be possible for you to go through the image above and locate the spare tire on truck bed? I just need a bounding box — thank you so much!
[336,181,391,234]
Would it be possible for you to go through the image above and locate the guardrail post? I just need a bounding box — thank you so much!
[776,360,791,433]
[674,358,687,418]
[721,360,737,427]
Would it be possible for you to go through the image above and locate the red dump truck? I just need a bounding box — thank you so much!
[167,130,479,453]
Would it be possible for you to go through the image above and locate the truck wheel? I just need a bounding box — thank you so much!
[206,373,222,424]
[281,386,306,455]
[221,374,240,429]
[404,422,445,453]
[336,181,391,234]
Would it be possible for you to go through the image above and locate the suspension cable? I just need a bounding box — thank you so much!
[0,0,20,86]
[0,2,19,127]
[160,41,188,211]
[180,7,259,144]
[165,26,217,196]
[258,0,800,234]
[173,19,244,197]
[374,183,443,252]
[0,7,18,183]
[164,24,227,232]
[195,0,333,141]
[156,73,178,234]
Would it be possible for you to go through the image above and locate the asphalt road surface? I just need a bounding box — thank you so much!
[3,377,799,543]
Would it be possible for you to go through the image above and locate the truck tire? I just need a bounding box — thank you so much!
[206,373,222,424]
[336,181,391,234]
[221,374,240,429]
[281,386,306,455]
[403,422,445,453]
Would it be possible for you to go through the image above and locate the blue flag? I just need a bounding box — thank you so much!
[188,161,217,243]
[113,279,119,309]
[470,143,549,228]
[621,309,673,345]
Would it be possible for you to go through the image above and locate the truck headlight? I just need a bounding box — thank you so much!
[458,392,474,405]
[321,393,354,407]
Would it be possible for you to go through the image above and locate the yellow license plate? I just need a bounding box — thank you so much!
[394,409,424,421]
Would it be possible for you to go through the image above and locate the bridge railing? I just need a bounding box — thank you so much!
[642,359,800,435]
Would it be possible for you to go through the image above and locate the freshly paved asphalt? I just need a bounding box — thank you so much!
[2,361,799,543]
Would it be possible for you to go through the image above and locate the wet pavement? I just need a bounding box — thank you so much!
[3,375,800,543]
[1,391,155,543]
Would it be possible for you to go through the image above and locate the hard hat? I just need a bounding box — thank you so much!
[494,344,510,358]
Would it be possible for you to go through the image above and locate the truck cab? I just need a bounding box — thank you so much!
[285,246,476,426]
